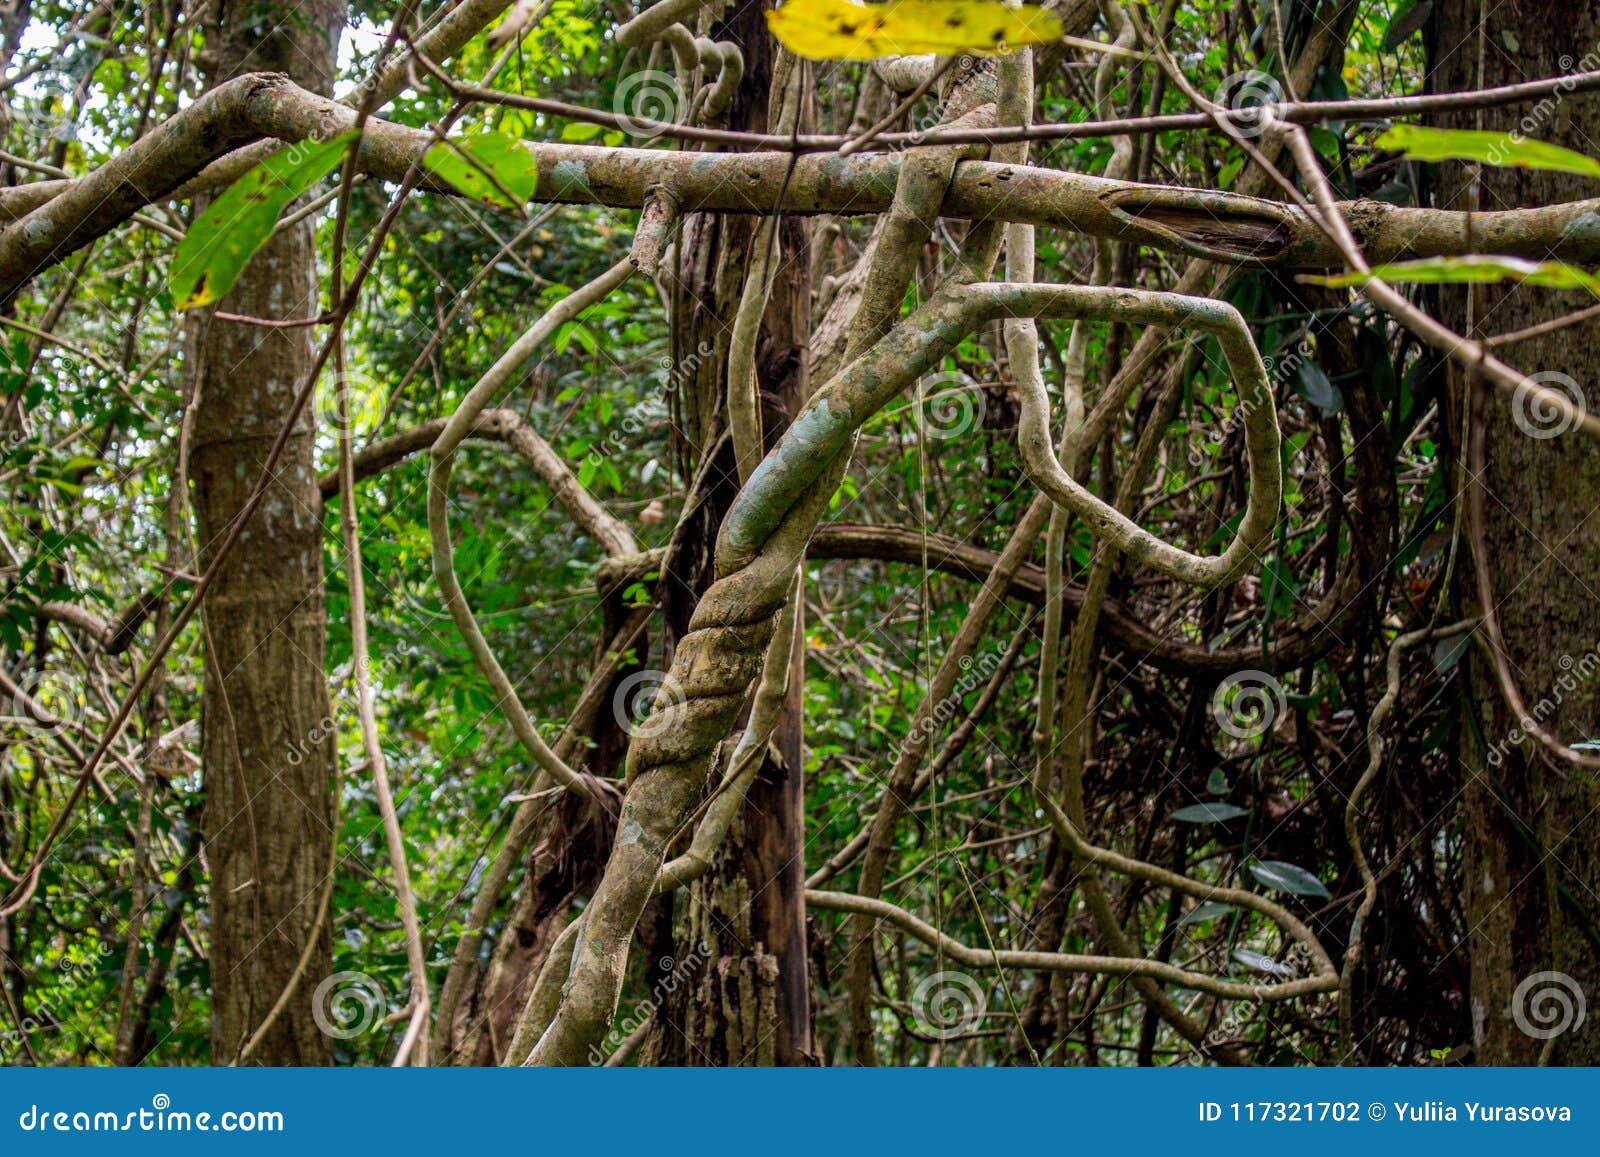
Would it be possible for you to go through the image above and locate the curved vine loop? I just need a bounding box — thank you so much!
[528,269,1287,1063]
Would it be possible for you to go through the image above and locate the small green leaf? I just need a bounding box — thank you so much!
[1248,859,1331,900]
[172,131,358,310]
[1205,767,1231,795]
[560,122,605,142]
[1291,358,1343,414]
[1433,632,1470,673]
[1178,900,1236,926]
[1376,123,1600,180]
[1172,802,1248,823]
[422,132,539,210]
[1304,255,1600,297]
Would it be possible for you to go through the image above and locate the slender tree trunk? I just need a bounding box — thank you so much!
[1434,0,1600,1064]
[191,0,342,1065]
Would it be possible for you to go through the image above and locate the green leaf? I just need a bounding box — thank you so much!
[1205,767,1231,795]
[422,132,540,210]
[1172,802,1248,823]
[1261,555,1299,618]
[1248,859,1331,900]
[1290,358,1343,414]
[1178,900,1236,926]
[560,122,605,142]
[1433,632,1470,673]
[1376,124,1600,180]
[1305,255,1600,297]
[171,131,358,310]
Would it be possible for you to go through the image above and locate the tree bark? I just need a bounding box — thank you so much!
[1434,0,1600,1064]
[191,0,341,1066]
[651,2,813,1065]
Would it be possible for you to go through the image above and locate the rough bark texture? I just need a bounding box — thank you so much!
[1434,0,1600,1064]
[192,0,341,1066]
[652,0,813,1066]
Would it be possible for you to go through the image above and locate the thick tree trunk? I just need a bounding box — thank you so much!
[192,0,342,1065]
[1434,0,1600,1064]
[651,2,813,1065]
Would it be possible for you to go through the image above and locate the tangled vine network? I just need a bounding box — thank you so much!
[2,0,1600,1069]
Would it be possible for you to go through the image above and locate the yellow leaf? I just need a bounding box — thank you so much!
[766,0,1063,60]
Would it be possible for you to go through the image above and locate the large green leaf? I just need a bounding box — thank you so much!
[1247,859,1331,900]
[1178,900,1236,927]
[172,131,359,311]
[1376,124,1600,180]
[421,132,540,210]
[1171,802,1248,823]
[1306,255,1600,296]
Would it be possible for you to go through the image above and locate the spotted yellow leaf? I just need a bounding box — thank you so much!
[766,0,1063,60]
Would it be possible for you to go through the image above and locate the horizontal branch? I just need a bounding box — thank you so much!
[7,74,1600,295]
[33,590,160,655]
[806,889,1336,1002]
